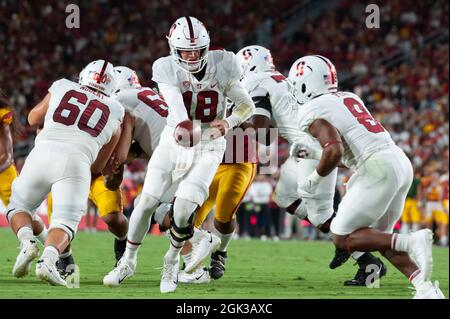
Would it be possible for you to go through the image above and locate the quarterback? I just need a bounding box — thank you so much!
[108,16,254,293]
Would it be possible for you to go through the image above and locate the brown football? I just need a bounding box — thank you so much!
[174,119,201,147]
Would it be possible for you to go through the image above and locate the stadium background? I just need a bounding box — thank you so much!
[0,0,448,298]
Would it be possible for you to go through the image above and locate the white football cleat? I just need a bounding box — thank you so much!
[12,240,39,278]
[35,258,67,286]
[413,281,445,299]
[184,231,221,273]
[160,255,179,293]
[408,229,433,281]
[179,267,211,284]
[103,258,136,287]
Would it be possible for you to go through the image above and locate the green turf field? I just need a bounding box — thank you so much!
[0,228,448,299]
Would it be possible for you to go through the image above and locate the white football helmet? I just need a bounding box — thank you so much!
[288,55,338,105]
[113,66,141,93]
[166,16,210,73]
[236,45,275,80]
[79,59,116,96]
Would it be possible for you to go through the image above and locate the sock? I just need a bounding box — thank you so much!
[60,249,72,259]
[166,237,183,260]
[351,251,365,260]
[409,269,424,288]
[181,251,192,266]
[217,231,234,252]
[391,233,410,252]
[35,227,48,245]
[114,238,127,262]
[17,226,34,244]
[123,241,140,262]
[440,236,448,246]
[411,223,420,232]
[42,246,59,265]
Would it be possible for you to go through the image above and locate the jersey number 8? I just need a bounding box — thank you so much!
[343,98,385,133]
[183,91,219,122]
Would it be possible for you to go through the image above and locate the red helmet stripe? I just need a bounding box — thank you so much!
[315,55,335,84]
[185,16,195,44]
[97,60,108,83]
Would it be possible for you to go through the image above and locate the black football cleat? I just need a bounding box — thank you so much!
[344,257,387,286]
[56,254,76,280]
[329,248,351,269]
[209,251,227,280]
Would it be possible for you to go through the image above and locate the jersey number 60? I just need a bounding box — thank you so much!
[53,90,110,137]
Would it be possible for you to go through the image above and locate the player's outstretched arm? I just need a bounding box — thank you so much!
[28,93,51,127]
[225,81,255,129]
[91,126,122,175]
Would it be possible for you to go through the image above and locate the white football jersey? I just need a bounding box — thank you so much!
[37,78,124,163]
[242,70,320,148]
[114,87,167,157]
[152,50,242,128]
[297,91,394,169]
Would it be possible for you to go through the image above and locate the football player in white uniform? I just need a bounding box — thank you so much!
[106,17,254,293]
[288,55,444,298]
[236,45,387,286]
[7,60,124,286]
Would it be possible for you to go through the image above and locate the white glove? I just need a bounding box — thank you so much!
[290,141,323,161]
[297,170,323,198]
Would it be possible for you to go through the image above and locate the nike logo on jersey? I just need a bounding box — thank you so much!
[211,81,218,88]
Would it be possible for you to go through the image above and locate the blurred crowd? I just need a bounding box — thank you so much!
[1,0,448,243]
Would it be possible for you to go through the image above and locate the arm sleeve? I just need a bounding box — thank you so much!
[223,53,255,128]
[158,83,188,125]
[152,58,188,126]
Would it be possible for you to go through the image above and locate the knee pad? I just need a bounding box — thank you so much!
[169,213,195,242]
[170,198,198,242]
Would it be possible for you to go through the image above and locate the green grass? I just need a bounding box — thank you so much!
[0,228,448,299]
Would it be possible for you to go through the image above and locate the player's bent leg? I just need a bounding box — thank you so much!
[102,212,128,262]
[103,193,159,287]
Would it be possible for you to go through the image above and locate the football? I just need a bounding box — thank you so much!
[173,119,201,147]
